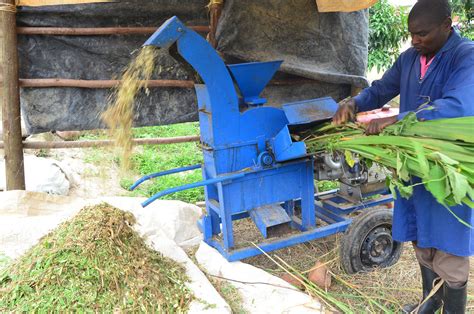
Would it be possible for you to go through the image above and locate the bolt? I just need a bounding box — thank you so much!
[263,154,273,165]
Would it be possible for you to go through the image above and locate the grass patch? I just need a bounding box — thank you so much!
[77,122,204,203]
[0,203,193,312]
[125,122,204,203]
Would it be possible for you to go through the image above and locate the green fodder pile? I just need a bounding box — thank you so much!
[0,203,192,312]
[102,46,158,169]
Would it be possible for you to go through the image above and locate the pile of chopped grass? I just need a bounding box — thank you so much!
[0,203,192,312]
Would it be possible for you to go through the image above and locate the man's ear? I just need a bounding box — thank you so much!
[442,17,452,32]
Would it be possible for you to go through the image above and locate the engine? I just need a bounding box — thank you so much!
[314,152,388,202]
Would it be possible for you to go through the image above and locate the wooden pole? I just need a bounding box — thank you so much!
[1,0,25,190]
[16,26,210,36]
[0,135,200,149]
[19,78,195,89]
[16,78,315,89]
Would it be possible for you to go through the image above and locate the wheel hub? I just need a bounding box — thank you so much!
[360,226,394,266]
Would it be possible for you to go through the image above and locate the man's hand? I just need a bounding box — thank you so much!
[333,98,357,125]
[366,116,398,135]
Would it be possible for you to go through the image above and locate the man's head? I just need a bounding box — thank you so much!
[408,0,452,57]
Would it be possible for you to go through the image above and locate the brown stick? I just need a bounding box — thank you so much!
[16,26,210,36]
[1,0,26,190]
[17,78,315,89]
[207,1,223,48]
[0,135,200,149]
[19,79,195,89]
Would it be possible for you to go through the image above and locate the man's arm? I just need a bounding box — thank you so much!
[354,55,403,112]
[333,55,403,125]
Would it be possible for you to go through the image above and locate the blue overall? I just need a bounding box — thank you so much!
[354,30,474,256]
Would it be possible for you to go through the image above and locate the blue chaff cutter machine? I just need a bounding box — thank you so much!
[131,17,402,272]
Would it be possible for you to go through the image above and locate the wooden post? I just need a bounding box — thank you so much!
[1,0,25,190]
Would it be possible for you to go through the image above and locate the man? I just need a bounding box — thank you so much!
[333,0,474,313]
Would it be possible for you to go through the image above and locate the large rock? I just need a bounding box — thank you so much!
[195,242,323,314]
[0,155,71,195]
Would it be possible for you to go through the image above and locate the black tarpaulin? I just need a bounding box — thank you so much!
[17,0,367,134]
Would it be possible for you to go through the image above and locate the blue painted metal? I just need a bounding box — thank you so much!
[142,172,246,207]
[249,204,291,238]
[140,16,392,262]
[227,61,283,106]
[129,164,201,191]
[283,97,339,126]
[271,126,307,162]
[207,219,351,261]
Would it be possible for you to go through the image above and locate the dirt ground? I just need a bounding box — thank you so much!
[234,217,474,312]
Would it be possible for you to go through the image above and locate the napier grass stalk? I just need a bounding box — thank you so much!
[304,113,474,220]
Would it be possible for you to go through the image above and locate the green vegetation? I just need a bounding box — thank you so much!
[452,0,474,39]
[305,114,474,214]
[0,203,192,312]
[368,0,473,72]
[368,0,409,72]
[125,122,204,203]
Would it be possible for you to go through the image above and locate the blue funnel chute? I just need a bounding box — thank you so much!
[143,16,185,49]
[228,60,283,106]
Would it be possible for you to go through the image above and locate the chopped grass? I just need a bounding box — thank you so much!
[207,278,248,314]
[102,46,159,169]
[0,203,193,312]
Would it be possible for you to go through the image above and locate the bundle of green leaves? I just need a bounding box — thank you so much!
[304,114,474,224]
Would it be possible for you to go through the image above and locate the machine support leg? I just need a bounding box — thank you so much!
[218,183,235,249]
[301,162,316,230]
[210,208,221,235]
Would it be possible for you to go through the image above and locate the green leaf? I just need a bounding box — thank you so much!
[344,150,355,168]
[447,166,469,204]
[429,152,459,166]
[424,164,449,206]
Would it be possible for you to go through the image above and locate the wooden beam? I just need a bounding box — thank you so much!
[0,135,200,149]
[16,26,210,36]
[17,78,316,89]
[1,0,26,190]
[19,78,195,89]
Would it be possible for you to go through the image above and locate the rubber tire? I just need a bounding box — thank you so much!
[340,207,403,274]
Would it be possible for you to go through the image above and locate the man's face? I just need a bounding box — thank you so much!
[408,17,452,56]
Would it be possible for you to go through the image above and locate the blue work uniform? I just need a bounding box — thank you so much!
[354,30,474,256]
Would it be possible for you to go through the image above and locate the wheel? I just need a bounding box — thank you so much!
[340,207,403,274]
